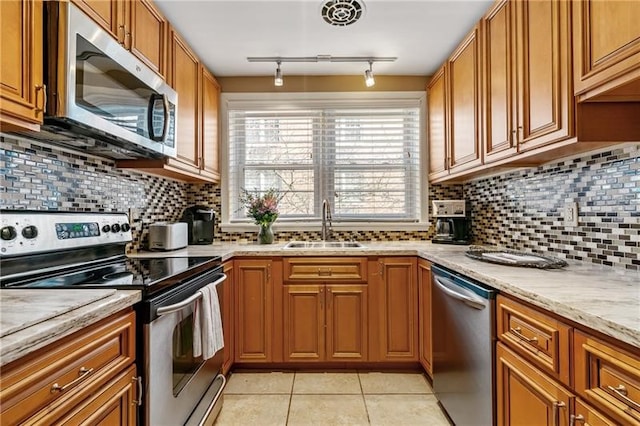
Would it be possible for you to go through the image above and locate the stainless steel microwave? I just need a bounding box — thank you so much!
[38,2,177,159]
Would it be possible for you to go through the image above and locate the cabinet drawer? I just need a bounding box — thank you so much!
[573,398,617,426]
[0,310,136,425]
[284,257,367,282]
[496,295,571,386]
[574,330,640,425]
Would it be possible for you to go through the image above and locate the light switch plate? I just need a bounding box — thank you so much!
[129,207,140,222]
[564,202,578,227]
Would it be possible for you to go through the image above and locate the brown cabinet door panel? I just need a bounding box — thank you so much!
[222,261,234,374]
[201,68,221,180]
[427,65,449,179]
[284,285,324,362]
[130,0,167,78]
[326,285,368,361]
[418,259,432,375]
[70,0,121,40]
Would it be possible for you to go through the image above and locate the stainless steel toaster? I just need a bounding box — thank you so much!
[148,222,188,251]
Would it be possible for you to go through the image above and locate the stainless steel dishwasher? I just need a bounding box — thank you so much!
[432,264,496,426]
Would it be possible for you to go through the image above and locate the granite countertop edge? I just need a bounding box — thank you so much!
[0,290,141,367]
[135,241,639,348]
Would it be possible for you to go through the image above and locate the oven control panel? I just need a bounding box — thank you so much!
[0,211,132,257]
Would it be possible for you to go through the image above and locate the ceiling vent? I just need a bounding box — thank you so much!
[321,0,366,27]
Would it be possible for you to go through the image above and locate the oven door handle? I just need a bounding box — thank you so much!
[156,274,226,317]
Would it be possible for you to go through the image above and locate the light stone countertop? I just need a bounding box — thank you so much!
[0,289,141,367]
[135,241,640,348]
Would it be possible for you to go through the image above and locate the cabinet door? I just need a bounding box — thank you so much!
[130,0,167,78]
[427,65,449,180]
[70,0,122,42]
[326,285,368,362]
[483,0,518,163]
[169,29,200,171]
[54,365,138,426]
[515,0,573,151]
[0,0,43,131]
[375,257,418,361]
[200,68,221,181]
[417,259,432,375]
[221,261,234,375]
[573,398,617,426]
[448,25,483,173]
[497,343,572,426]
[283,285,324,362]
[234,259,273,362]
[573,0,640,99]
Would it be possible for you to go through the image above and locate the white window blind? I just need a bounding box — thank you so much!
[227,99,421,223]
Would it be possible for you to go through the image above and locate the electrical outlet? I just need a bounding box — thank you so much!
[129,207,140,222]
[564,202,578,227]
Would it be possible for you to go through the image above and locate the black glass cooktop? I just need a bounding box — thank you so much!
[2,256,221,295]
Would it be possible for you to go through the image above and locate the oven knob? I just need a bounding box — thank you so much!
[111,223,121,233]
[121,223,131,232]
[22,225,38,239]
[102,224,111,233]
[1,226,17,241]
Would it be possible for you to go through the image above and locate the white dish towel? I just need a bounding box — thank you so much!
[192,283,224,360]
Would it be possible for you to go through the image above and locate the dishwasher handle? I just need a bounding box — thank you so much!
[433,275,487,310]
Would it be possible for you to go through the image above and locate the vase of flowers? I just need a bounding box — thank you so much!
[240,188,282,244]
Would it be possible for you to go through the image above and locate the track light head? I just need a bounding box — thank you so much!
[364,61,375,87]
[274,61,283,87]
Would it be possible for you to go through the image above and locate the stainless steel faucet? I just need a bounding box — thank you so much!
[321,199,332,241]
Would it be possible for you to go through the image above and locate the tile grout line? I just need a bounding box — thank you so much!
[357,370,372,425]
[285,371,295,425]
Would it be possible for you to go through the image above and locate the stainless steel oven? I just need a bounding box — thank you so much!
[0,210,226,426]
[143,268,227,426]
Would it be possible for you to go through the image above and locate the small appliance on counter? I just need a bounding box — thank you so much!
[432,199,470,244]
[181,206,216,245]
[149,222,188,251]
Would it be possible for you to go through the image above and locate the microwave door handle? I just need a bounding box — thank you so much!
[147,93,169,142]
[156,274,227,316]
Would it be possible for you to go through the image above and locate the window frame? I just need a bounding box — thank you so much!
[221,91,429,233]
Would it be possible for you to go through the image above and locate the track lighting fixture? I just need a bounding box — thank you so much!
[248,55,396,87]
[364,61,375,87]
[274,61,283,86]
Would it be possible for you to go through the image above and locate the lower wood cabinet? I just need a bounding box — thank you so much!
[0,309,138,426]
[497,342,572,426]
[234,258,282,363]
[369,257,418,362]
[283,283,368,362]
[221,260,234,374]
[418,259,433,375]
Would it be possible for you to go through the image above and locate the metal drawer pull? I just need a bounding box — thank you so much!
[133,376,143,406]
[510,327,538,343]
[51,367,94,393]
[570,414,585,426]
[607,384,640,410]
[552,401,566,426]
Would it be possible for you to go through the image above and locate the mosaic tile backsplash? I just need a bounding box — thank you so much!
[2,134,638,270]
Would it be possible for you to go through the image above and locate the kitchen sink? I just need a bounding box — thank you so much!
[283,241,366,249]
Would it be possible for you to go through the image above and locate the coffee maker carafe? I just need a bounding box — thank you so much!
[432,200,470,244]
[181,205,215,245]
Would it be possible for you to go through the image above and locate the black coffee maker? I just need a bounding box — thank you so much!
[181,205,215,245]
[432,200,470,244]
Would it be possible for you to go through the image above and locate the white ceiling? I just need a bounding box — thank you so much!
[154,0,494,77]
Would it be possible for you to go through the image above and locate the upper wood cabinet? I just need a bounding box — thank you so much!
[0,0,44,132]
[573,0,640,100]
[427,25,482,181]
[200,67,222,181]
[369,257,418,362]
[71,0,168,78]
[482,0,518,163]
[514,0,574,152]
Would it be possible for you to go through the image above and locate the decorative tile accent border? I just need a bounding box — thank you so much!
[465,144,640,270]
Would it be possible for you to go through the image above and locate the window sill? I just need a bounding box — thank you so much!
[221,221,431,233]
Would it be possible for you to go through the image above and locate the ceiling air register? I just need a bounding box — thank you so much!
[321,0,366,26]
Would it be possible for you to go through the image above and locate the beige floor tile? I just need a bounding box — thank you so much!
[214,394,290,426]
[293,372,361,394]
[358,372,432,394]
[288,394,369,426]
[224,372,294,394]
[365,394,451,426]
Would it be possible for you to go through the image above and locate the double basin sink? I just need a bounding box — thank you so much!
[283,241,366,249]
